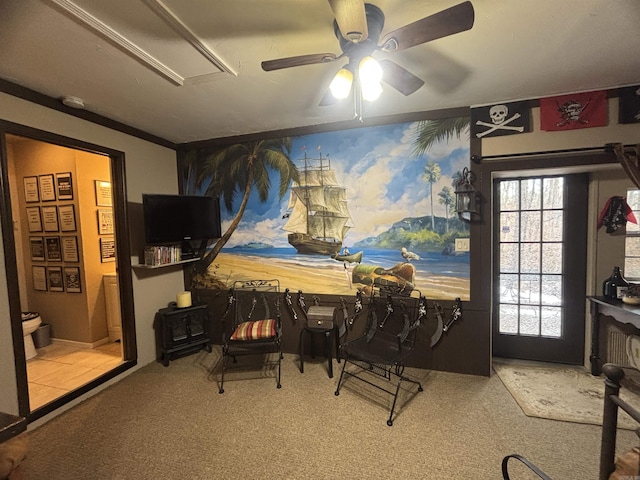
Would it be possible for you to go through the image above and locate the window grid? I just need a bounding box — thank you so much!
[498,177,564,338]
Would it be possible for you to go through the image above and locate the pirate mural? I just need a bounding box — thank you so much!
[540,90,607,131]
[471,101,530,138]
[619,85,640,124]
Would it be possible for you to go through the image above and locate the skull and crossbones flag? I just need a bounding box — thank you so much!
[471,101,531,138]
[540,90,607,131]
[618,85,640,124]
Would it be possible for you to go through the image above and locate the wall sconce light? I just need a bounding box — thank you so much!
[455,167,479,221]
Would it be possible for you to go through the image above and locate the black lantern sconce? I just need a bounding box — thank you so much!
[454,167,479,222]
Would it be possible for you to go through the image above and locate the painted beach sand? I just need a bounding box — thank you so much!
[207,251,469,300]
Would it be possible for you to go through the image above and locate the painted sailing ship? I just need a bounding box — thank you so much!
[283,150,352,255]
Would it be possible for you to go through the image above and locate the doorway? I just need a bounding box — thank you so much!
[0,121,137,420]
[492,173,589,364]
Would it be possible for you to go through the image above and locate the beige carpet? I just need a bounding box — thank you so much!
[494,360,640,430]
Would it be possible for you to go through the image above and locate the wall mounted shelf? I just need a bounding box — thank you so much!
[132,257,200,270]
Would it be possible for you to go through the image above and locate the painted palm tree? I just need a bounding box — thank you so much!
[191,138,298,280]
[438,186,455,232]
[412,116,470,156]
[422,161,441,230]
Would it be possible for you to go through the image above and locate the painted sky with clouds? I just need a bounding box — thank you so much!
[222,120,470,248]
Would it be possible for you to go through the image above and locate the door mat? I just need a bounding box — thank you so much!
[493,361,640,430]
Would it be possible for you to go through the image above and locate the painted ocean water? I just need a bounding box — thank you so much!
[221,246,469,279]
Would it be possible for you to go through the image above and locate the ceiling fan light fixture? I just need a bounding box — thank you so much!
[361,79,383,102]
[329,67,353,99]
[358,56,383,83]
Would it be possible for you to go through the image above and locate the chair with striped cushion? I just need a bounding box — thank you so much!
[218,279,282,393]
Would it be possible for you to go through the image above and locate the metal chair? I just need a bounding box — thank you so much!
[218,279,282,393]
[334,288,427,426]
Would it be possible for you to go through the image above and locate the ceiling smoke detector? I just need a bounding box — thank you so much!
[61,95,85,109]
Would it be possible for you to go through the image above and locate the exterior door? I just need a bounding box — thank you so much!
[492,174,588,364]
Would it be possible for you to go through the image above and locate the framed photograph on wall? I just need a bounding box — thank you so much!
[55,172,73,200]
[32,266,47,291]
[29,236,45,261]
[41,205,59,232]
[58,204,76,232]
[61,236,79,262]
[44,236,62,261]
[64,267,82,293]
[97,208,114,234]
[26,207,42,233]
[47,266,64,292]
[38,174,56,202]
[100,236,116,262]
[94,180,112,206]
[23,176,39,203]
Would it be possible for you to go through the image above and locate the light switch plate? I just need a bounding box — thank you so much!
[455,238,470,252]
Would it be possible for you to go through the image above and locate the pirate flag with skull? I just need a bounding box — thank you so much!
[540,90,607,131]
[471,101,531,138]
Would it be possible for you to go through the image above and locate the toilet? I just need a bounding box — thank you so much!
[21,312,42,360]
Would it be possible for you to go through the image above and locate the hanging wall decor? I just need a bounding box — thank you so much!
[38,174,56,201]
[23,176,39,203]
[47,266,64,292]
[540,90,607,131]
[619,85,640,124]
[55,172,73,200]
[471,101,531,138]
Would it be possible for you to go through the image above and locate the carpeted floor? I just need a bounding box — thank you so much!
[19,350,640,479]
[493,359,640,430]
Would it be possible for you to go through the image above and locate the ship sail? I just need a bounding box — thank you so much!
[283,151,353,255]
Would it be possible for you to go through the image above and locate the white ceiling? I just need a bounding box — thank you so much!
[1,0,639,145]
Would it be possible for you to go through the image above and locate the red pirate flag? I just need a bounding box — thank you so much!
[540,90,607,131]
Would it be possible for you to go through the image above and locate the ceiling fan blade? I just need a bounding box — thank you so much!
[328,0,368,42]
[261,53,338,72]
[380,1,474,52]
[379,59,425,96]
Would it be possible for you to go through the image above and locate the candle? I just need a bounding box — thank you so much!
[176,291,192,308]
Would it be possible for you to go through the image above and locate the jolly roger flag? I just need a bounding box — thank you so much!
[540,90,607,131]
[619,85,640,124]
[471,101,530,138]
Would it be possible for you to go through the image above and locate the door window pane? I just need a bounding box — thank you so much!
[520,179,541,210]
[500,244,519,273]
[500,212,519,242]
[541,306,562,337]
[519,306,540,335]
[543,211,563,241]
[542,243,562,274]
[520,243,541,273]
[500,180,520,211]
[521,211,541,241]
[543,177,564,209]
[499,304,518,334]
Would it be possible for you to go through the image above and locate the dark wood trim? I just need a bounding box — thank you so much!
[178,106,471,150]
[0,78,176,150]
[0,126,30,417]
[0,120,137,419]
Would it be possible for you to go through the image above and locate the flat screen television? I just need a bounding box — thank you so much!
[142,194,221,246]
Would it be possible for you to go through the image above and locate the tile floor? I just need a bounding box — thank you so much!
[26,341,123,411]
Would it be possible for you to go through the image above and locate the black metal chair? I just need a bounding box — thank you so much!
[218,279,282,393]
[334,288,427,426]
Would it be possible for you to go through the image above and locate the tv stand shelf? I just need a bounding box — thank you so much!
[133,258,200,270]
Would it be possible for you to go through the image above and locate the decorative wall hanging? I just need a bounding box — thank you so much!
[540,90,607,131]
[58,204,76,232]
[47,266,64,292]
[61,236,79,262]
[41,206,59,232]
[180,117,471,301]
[471,101,531,138]
[619,85,640,124]
[97,208,114,234]
[100,237,116,263]
[64,267,82,293]
[94,180,112,206]
[38,174,56,201]
[55,172,73,200]
[32,266,47,291]
[23,176,39,202]
[44,236,62,261]
[26,206,42,233]
[29,236,45,261]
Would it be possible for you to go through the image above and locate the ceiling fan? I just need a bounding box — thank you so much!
[261,0,475,105]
